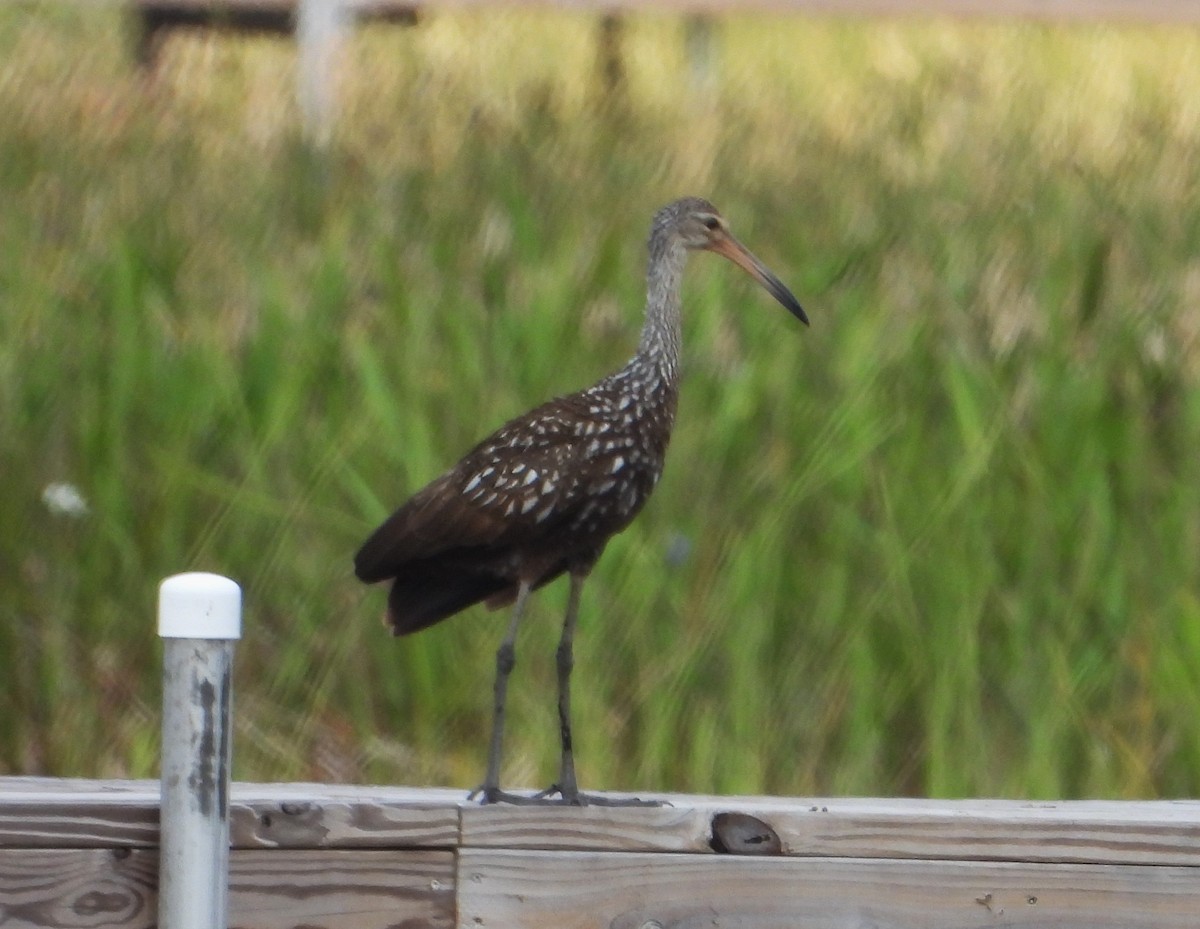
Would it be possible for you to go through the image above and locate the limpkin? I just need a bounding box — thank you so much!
[355,197,807,805]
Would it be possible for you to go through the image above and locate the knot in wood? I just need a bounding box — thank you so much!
[709,811,782,855]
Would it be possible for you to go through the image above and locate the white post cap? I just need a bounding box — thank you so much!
[158,572,242,640]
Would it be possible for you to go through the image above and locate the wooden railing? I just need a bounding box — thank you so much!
[133,0,418,65]
[2,776,1199,927]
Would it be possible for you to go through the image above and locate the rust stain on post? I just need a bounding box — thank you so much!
[191,675,218,817]
[218,664,231,817]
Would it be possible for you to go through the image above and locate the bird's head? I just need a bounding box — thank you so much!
[660,197,809,326]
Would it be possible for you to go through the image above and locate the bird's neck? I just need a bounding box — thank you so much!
[633,235,687,389]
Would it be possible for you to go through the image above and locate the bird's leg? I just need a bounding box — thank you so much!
[469,580,533,805]
[536,571,666,808]
[468,574,664,808]
[549,570,585,803]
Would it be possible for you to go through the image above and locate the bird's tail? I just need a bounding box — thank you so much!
[385,569,511,636]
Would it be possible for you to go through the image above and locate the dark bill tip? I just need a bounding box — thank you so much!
[763,273,809,326]
[710,235,809,327]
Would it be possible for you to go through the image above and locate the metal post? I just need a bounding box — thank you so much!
[157,573,242,929]
[297,0,348,145]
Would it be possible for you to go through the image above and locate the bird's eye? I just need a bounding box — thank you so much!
[701,216,721,231]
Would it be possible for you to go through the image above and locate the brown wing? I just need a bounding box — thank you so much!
[355,377,673,635]
[354,395,600,585]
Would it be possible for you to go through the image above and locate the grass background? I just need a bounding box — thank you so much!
[2,3,1199,799]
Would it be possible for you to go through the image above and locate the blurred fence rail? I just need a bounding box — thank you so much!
[124,0,1200,24]
[2,777,1200,928]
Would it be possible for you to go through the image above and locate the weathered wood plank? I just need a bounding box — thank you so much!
[5,779,1200,866]
[228,849,455,929]
[230,782,461,849]
[461,802,706,853]
[0,780,462,850]
[0,849,454,929]
[760,798,1200,866]
[460,794,1200,865]
[0,778,155,794]
[0,799,159,850]
[4,780,1200,928]
[456,848,1200,929]
[0,780,161,848]
[0,849,156,929]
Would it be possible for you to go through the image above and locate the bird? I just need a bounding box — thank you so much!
[355,197,808,805]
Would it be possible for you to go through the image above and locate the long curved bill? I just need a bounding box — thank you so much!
[709,235,809,326]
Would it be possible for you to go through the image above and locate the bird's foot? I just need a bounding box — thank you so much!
[467,783,668,806]
[468,784,568,806]
[533,783,669,808]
